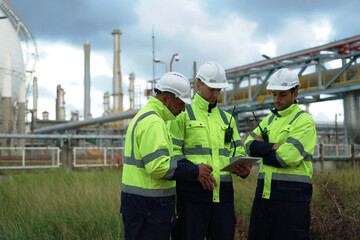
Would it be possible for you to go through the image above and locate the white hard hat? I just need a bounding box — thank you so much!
[155,72,192,104]
[266,68,301,91]
[196,61,229,89]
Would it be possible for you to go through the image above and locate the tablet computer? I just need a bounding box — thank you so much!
[220,157,261,172]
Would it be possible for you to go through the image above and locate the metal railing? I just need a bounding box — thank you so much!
[0,147,60,169]
[73,147,124,168]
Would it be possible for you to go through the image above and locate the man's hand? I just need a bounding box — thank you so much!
[271,143,281,151]
[254,135,264,142]
[233,164,252,177]
[197,163,213,179]
[198,175,217,191]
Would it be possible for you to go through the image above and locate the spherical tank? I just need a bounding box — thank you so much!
[0,10,25,118]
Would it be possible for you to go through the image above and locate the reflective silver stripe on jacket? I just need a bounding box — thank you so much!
[174,154,186,161]
[122,183,176,197]
[268,114,276,125]
[219,148,229,157]
[186,104,196,120]
[289,111,305,125]
[126,111,158,167]
[231,140,243,149]
[258,172,312,184]
[161,158,178,180]
[286,137,313,161]
[219,109,229,125]
[172,138,184,147]
[274,152,288,167]
[245,139,254,155]
[183,146,212,155]
[143,149,170,165]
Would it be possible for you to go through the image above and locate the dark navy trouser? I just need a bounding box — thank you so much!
[172,199,236,240]
[247,197,311,240]
[122,214,172,240]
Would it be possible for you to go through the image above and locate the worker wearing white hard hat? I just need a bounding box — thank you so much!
[245,68,316,240]
[121,72,214,240]
[168,62,251,240]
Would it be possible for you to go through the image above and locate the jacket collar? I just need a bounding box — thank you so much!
[193,93,217,112]
[148,97,176,121]
[271,103,298,117]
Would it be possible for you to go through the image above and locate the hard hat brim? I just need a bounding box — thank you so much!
[266,85,294,91]
[179,96,192,104]
[203,81,229,89]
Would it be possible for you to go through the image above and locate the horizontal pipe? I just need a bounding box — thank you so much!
[0,134,124,139]
[34,109,139,134]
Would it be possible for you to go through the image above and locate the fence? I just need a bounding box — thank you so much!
[73,147,124,168]
[0,144,359,170]
[0,147,60,169]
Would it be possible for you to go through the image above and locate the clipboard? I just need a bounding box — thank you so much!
[220,157,261,172]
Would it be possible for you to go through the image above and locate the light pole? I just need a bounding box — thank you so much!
[335,113,342,144]
[170,53,179,72]
[154,58,168,73]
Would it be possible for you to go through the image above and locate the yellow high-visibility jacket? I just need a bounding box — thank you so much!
[167,94,246,203]
[244,103,316,201]
[121,97,198,217]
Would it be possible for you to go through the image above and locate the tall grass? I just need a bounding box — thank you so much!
[1,167,359,239]
[0,169,123,240]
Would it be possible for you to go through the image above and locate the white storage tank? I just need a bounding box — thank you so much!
[0,10,25,119]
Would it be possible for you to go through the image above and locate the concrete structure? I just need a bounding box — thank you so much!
[0,10,25,128]
[32,76,38,119]
[84,39,91,119]
[129,73,135,110]
[56,85,65,121]
[112,29,123,112]
[103,92,110,115]
[16,78,26,147]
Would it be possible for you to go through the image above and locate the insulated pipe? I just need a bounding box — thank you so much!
[34,109,139,134]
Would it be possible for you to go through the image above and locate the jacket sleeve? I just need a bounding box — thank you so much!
[170,159,199,180]
[137,120,176,179]
[244,124,273,157]
[272,115,317,168]
[167,112,187,161]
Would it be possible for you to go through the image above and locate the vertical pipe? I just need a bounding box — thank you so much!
[103,92,110,115]
[16,77,26,147]
[84,39,91,119]
[112,29,123,112]
[1,60,12,150]
[129,73,135,110]
[56,84,65,120]
[33,76,38,119]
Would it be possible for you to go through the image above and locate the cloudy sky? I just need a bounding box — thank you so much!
[8,0,360,121]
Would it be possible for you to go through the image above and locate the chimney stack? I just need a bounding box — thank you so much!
[129,73,135,110]
[84,39,91,119]
[112,29,123,112]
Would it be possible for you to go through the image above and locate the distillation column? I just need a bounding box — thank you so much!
[1,58,12,149]
[84,39,91,119]
[56,84,65,121]
[16,77,26,147]
[112,29,123,112]
[129,73,135,110]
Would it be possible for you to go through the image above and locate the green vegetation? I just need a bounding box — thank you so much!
[0,167,359,239]
[0,169,123,240]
